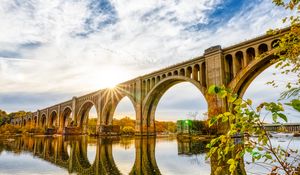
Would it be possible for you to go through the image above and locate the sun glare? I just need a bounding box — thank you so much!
[101,65,130,88]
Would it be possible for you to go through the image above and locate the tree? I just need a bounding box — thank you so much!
[268,0,300,108]
[207,86,299,175]
[207,1,300,174]
[0,110,8,126]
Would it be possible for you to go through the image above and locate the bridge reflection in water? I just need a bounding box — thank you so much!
[0,136,208,175]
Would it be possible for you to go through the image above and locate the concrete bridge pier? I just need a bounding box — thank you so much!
[204,46,228,134]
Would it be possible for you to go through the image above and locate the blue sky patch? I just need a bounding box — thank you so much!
[18,41,42,50]
[75,0,118,37]
[186,0,257,32]
[0,50,21,58]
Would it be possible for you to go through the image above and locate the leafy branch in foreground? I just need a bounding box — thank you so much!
[206,86,300,175]
[267,0,300,103]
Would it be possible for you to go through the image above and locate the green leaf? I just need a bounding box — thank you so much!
[227,158,235,165]
[246,99,252,106]
[210,138,219,146]
[229,164,236,173]
[257,147,264,151]
[208,85,217,94]
[286,99,300,112]
[218,90,227,98]
[251,151,260,157]
[209,116,218,127]
[210,147,218,155]
[228,94,237,103]
[222,116,228,122]
[233,98,242,105]
[272,114,278,123]
[278,113,288,122]
[264,154,272,159]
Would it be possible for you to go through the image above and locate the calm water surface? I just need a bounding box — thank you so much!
[0,135,298,175]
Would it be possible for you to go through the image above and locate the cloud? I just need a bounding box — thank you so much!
[0,0,296,118]
[0,91,72,112]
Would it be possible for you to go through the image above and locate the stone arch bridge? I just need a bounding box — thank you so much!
[11,29,288,135]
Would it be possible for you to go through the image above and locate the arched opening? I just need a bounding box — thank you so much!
[271,39,280,48]
[258,43,268,55]
[167,72,172,76]
[225,54,234,83]
[186,67,192,79]
[174,70,178,76]
[246,47,255,62]
[151,78,155,89]
[229,53,279,97]
[49,111,58,128]
[143,76,207,135]
[60,107,72,130]
[112,96,136,133]
[193,64,200,82]
[147,79,151,93]
[179,69,185,76]
[235,51,244,72]
[41,114,46,127]
[162,74,166,79]
[151,81,209,174]
[155,82,208,133]
[242,64,298,123]
[156,76,161,83]
[143,80,146,92]
[78,102,98,134]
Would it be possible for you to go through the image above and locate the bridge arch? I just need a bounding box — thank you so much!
[77,100,99,134]
[142,76,207,133]
[246,47,256,63]
[59,107,72,130]
[49,110,58,127]
[40,114,46,127]
[101,90,137,125]
[228,48,278,97]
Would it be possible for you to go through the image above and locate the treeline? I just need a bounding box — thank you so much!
[0,109,31,126]
[88,116,177,134]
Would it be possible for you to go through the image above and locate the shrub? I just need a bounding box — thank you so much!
[0,124,22,134]
[121,126,135,135]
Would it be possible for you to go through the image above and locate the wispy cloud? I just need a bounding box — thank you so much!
[0,0,294,116]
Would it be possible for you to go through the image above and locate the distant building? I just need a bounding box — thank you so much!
[177,120,192,134]
[177,120,207,134]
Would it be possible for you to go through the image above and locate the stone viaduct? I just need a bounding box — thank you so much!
[11,28,289,135]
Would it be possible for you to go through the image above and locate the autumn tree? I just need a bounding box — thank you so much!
[0,110,8,126]
[207,1,300,174]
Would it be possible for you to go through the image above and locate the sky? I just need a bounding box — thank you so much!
[0,0,298,122]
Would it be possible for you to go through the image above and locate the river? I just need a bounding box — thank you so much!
[0,135,298,175]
